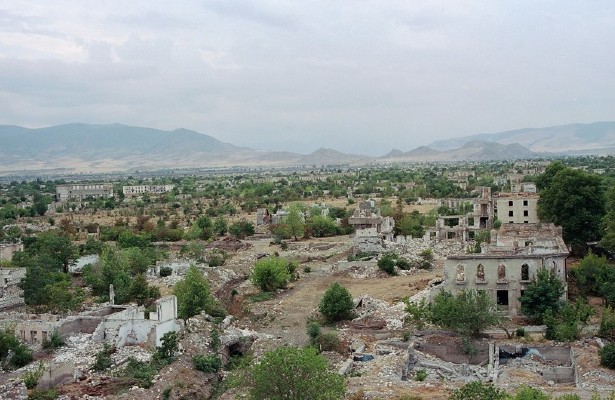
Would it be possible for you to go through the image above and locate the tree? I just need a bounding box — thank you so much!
[519,267,565,324]
[285,206,305,241]
[406,290,500,338]
[318,282,355,323]
[213,216,228,236]
[229,220,255,239]
[601,185,615,252]
[537,164,605,252]
[600,343,615,369]
[251,256,296,292]
[28,231,77,273]
[569,252,615,302]
[174,265,223,319]
[449,381,508,400]
[249,346,346,400]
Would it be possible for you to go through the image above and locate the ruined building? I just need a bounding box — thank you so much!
[440,223,568,316]
[122,184,175,197]
[495,193,539,224]
[55,184,114,202]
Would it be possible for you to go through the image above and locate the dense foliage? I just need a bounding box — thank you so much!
[249,346,346,400]
[318,282,355,322]
[251,256,297,292]
[519,268,565,324]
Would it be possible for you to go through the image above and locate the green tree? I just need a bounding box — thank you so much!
[229,220,255,239]
[407,290,500,338]
[569,252,615,302]
[519,267,565,324]
[318,282,355,323]
[544,299,593,342]
[448,381,508,400]
[285,206,305,241]
[213,216,228,236]
[537,164,605,251]
[249,346,346,400]
[251,256,295,292]
[174,265,223,319]
[600,343,615,369]
[28,231,77,273]
[601,185,615,252]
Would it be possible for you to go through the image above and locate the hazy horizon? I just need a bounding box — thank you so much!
[1,1,614,155]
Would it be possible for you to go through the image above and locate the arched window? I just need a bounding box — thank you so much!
[521,264,529,281]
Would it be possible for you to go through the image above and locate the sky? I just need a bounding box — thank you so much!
[0,1,614,156]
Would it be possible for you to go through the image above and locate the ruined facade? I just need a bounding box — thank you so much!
[495,193,539,224]
[440,223,568,316]
[350,201,395,253]
[56,184,114,202]
[122,184,175,197]
[429,187,494,243]
[16,296,181,348]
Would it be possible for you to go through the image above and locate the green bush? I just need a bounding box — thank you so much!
[93,343,114,371]
[515,328,526,337]
[121,357,158,388]
[307,322,322,345]
[318,282,355,322]
[250,347,346,400]
[449,381,508,400]
[415,369,427,381]
[159,266,173,277]
[600,343,615,369]
[193,354,222,373]
[27,388,57,400]
[377,253,397,275]
[513,385,550,400]
[544,300,593,342]
[317,332,342,353]
[600,307,615,341]
[23,362,45,389]
[42,331,65,349]
[250,292,276,302]
[251,256,295,292]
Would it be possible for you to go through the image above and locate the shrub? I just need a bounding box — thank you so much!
[42,331,64,350]
[317,332,342,353]
[513,385,550,400]
[515,328,526,337]
[303,266,311,273]
[23,362,45,389]
[193,354,222,373]
[600,343,615,369]
[250,347,346,400]
[377,253,397,275]
[520,267,565,324]
[600,307,615,341]
[93,343,114,371]
[27,389,57,400]
[153,331,178,366]
[251,256,295,292]
[307,322,322,345]
[121,357,158,388]
[544,300,593,342]
[250,292,276,302]
[449,381,508,400]
[159,266,173,277]
[415,369,427,382]
[318,282,355,323]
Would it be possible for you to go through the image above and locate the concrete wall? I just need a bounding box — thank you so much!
[415,340,489,365]
[0,243,24,261]
[38,363,74,389]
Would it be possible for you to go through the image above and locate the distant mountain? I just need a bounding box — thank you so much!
[297,148,365,165]
[429,121,615,153]
[379,141,537,162]
[0,123,300,172]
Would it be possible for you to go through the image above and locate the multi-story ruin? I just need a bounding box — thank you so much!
[440,223,568,316]
[55,184,114,202]
[122,184,175,197]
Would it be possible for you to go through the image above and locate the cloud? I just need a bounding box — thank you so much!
[0,1,614,155]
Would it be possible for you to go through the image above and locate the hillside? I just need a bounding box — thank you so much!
[429,121,615,153]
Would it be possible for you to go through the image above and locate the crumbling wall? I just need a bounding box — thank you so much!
[37,363,74,389]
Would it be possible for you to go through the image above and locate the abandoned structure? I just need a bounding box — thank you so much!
[350,201,395,253]
[122,184,175,197]
[15,296,181,348]
[256,208,271,226]
[428,187,494,243]
[0,242,23,261]
[440,223,568,316]
[55,184,114,202]
[495,193,539,224]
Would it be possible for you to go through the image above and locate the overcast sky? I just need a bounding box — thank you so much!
[1,1,614,155]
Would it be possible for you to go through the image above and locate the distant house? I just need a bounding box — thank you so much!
[122,185,175,197]
[495,193,539,224]
[56,184,114,202]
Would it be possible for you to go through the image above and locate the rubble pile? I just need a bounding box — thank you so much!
[353,294,407,330]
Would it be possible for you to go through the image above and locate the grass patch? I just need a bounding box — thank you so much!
[250,292,275,302]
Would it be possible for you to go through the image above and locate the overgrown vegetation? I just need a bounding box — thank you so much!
[406,290,500,338]
[318,282,355,323]
[251,256,298,292]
